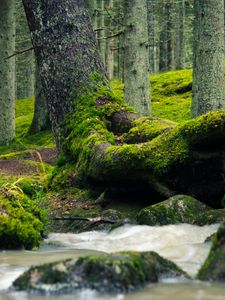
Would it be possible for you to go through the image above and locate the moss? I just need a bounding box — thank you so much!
[122,117,176,144]
[0,195,45,250]
[198,223,225,281]
[136,195,210,226]
[13,251,188,294]
[111,69,192,123]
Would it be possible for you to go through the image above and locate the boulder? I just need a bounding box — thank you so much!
[136,195,210,226]
[198,222,225,281]
[13,251,188,294]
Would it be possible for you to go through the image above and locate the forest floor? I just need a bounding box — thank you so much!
[0,69,193,233]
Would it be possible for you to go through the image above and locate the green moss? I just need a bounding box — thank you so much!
[136,195,210,226]
[111,69,192,123]
[122,117,176,143]
[13,251,188,293]
[198,223,225,281]
[0,194,45,250]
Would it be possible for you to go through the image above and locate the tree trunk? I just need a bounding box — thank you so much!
[192,0,225,117]
[29,62,50,134]
[22,0,106,148]
[0,0,16,145]
[123,0,151,116]
[15,0,35,100]
[23,0,225,208]
[147,0,156,73]
[97,0,106,66]
[176,0,185,70]
[105,0,114,80]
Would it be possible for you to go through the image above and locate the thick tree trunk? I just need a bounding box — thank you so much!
[0,0,16,145]
[15,0,35,100]
[192,0,225,117]
[23,0,225,208]
[123,0,151,116]
[22,0,106,148]
[29,62,50,134]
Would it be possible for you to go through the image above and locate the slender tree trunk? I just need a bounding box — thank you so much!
[123,0,151,116]
[15,0,35,100]
[192,0,225,117]
[176,0,185,69]
[97,0,106,66]
[0,0,16,145]
[159,2,168,72]
[105,0,114,80]
[22,0,106,148]
[147,0,156,73]
[165,0,175,70]
[29,63,50,134]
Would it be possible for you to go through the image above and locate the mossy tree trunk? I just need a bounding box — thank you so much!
[0,0,16,145]
[23,0,225,208]
[123,0,151,116]
[192,0,225,117]
[22,0,106,148]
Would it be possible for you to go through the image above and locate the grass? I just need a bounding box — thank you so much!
[111,69,192,123]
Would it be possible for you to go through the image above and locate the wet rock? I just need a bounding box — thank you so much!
[198,222,225,281]
[136,195,210,226]
[13,251,188,294]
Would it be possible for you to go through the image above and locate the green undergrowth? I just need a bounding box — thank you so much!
[111,69,192,123]
[0,97,54,155]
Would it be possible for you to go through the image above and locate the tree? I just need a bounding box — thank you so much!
[15,0,35,100]
[123,0,151,116]
[23,0,225,207]
[0,0,16,145]
[29,62,50,134]
[192,0,225,117]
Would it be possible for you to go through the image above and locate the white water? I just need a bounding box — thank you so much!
[0,223,223,300]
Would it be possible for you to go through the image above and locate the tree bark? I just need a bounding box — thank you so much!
[123,0,151,116]
[0,0,16,145]
[15,0,35,100]
[147,0,156,73]
[22,0,106,148]
[29,62,50,134]
[176,0,185,70]
[192,0,225,117]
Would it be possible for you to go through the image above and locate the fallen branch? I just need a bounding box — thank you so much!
[54,216,116,224]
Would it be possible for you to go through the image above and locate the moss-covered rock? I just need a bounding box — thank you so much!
[136,195,210,226]
[13,251,188,294]
[0,187,46,250]
[198,223,225,281]
[199,209,225,225]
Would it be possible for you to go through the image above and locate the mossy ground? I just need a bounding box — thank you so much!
[111,69,192,123]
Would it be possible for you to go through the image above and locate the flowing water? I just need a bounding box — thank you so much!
[1,223,225,300]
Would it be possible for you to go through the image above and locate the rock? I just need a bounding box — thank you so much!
[198,222,225,281]
[13,251,188,294]
[199,209,225,225]
[136,195,210,226]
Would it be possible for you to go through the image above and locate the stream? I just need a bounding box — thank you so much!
[1,223,225,300]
